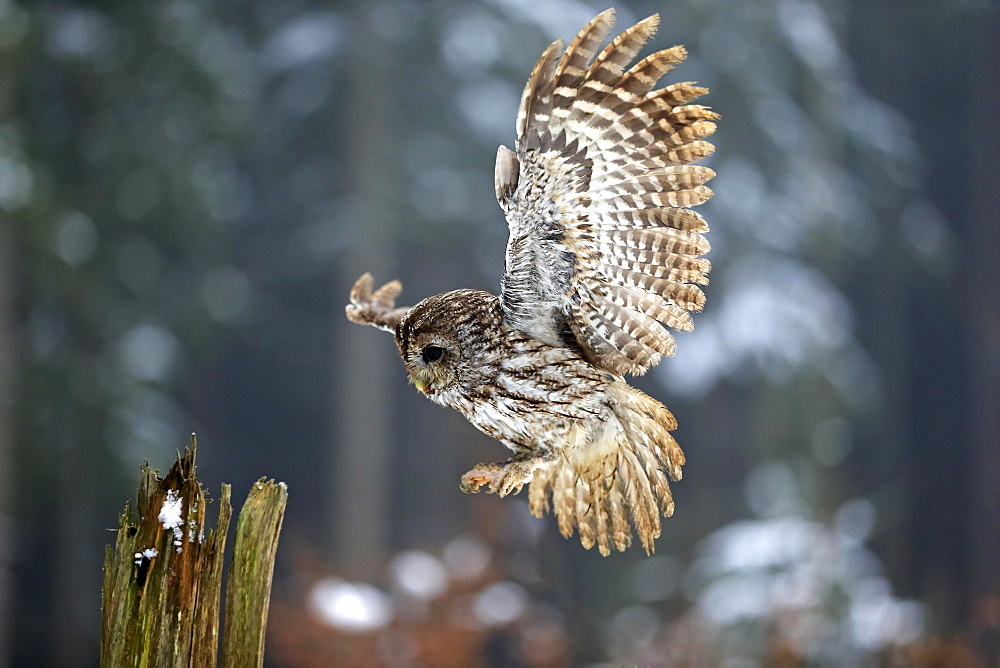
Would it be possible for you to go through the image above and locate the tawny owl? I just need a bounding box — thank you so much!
[346,9,716,556]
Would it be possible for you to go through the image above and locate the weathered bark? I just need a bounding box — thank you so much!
[221,479,288,668]
[102,438,232,666]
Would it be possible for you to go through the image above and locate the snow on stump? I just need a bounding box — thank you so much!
[101,435,288,667]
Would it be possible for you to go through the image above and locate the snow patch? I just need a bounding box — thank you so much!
[134,547,159,565]
[159,489,185,553]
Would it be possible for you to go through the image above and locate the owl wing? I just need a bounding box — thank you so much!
[345,273,410,332]
[496,9,716,376]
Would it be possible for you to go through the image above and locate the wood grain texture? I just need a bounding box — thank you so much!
[222,479,288,668]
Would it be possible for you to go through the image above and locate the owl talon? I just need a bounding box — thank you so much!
[460,466,499,494]
[461,460,536,497]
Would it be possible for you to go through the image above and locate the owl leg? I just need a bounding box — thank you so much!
[460,451,554,497]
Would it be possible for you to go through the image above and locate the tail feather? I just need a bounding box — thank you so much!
[623,447,662,553]
[594,490,612,556]
[552,465,577,539]
[527,384,682,556]
[575,478,597,550]
[528,465,553,515]
[608,484,632,552]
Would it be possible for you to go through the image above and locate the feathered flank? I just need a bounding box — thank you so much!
[345,273,410,332]
[499,8,716,376]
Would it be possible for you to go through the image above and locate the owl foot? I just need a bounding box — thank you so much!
[461,458,542,497]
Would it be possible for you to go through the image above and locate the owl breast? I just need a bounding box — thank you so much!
[438,325,610,456]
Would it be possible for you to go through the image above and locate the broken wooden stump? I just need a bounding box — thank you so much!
[101,435,287,667]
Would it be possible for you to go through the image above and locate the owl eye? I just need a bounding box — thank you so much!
[421,346,445,363]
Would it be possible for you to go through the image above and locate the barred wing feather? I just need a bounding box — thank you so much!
[496,9,716,376]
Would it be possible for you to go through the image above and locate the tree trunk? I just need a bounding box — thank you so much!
[967,7,1000,607]
[0,210,14,668]
[333,0,399,573]
[0,41,16,663]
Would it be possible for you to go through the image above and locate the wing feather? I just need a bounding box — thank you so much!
[516,40,563,145]
[345,273,410,332]
[497,9,716,375]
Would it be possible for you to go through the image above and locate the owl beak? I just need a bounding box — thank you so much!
[412,373,433,395]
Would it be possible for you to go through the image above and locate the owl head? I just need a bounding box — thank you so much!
[395,289,501,397]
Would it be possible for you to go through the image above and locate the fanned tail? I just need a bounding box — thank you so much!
[527,384,684,556]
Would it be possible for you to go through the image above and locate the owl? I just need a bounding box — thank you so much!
[346,9,716,556]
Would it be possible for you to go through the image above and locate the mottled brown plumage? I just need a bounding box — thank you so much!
[345,9,716,555]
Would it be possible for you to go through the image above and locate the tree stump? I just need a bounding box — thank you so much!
[101,436,287,667]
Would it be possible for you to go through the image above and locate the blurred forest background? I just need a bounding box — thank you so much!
[0,0,998,665]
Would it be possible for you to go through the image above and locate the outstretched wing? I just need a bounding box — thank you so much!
[345,273,410,332]
[497,9,716,376]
